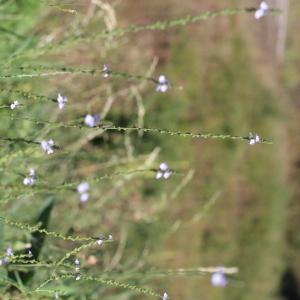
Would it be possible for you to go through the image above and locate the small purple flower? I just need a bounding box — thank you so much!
[97,235,105,246]
[77,182,90,203]
[57,93,68,110]
[10,100,20,110]
[6,247,14,257]
[156,75,169,93]
[75,274,81,281]
[41,139,55,154]
[23,168,36,186]
[84,114,101,127]
[162,292,170,300]
[75,258,80,272]
[102,65,111,78]
[249,132,261,145]
[255,2,269,19]
[211,269,228,287]
[156,162,172,180]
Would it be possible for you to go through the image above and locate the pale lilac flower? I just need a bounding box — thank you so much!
[75,258,80,272]
[249,132,261,145]
[41,139,55,154]
[97,235,105,246]
[10,100,20,110]
[211,269,228,287]
[23,168,36,186]
[6,248,14,257]
[80,193,89,203]
[162,292,170,300]
[102,65,111,78]
[0,258,9,266]
[108,234,113,241]
[54,292,59,299]
[23,177,35,186]
[0,248,14,266]
[156,75,169,93]
[84,114,101,127]
[156,162,172,180]
[77,182,90,203]
[77,182,89,194]
[75,274,81,281]
[255,1,269,19]
[57,93,68,110]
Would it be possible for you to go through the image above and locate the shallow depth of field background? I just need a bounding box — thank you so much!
[0,0,299,299]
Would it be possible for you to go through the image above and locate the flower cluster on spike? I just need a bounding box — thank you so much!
[211,268,228,287]
[57,93,68,109]
[156,162,172,180]
[84,114,101,127]
[23,168,37,186]
[249,132,261,145]
[77,182,90,203]
[41,139,55,154]
[156,75,170,93]
[255,1,269,19]
[10,100,20,110]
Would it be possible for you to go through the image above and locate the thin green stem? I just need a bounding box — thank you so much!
[4,7,280,64]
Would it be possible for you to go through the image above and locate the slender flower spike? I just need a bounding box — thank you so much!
[156,162,172,180]
[57,93,68,109]
[41,139,55,154]
[211,269,228,287]
[84,114,101,127]
[255,1,269,19]
[23,168,37,186]
[249,132,261,145]
[10,100,20,110]
[156,75,170,93]
[162,292,170,300]
[102,65,111,78]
